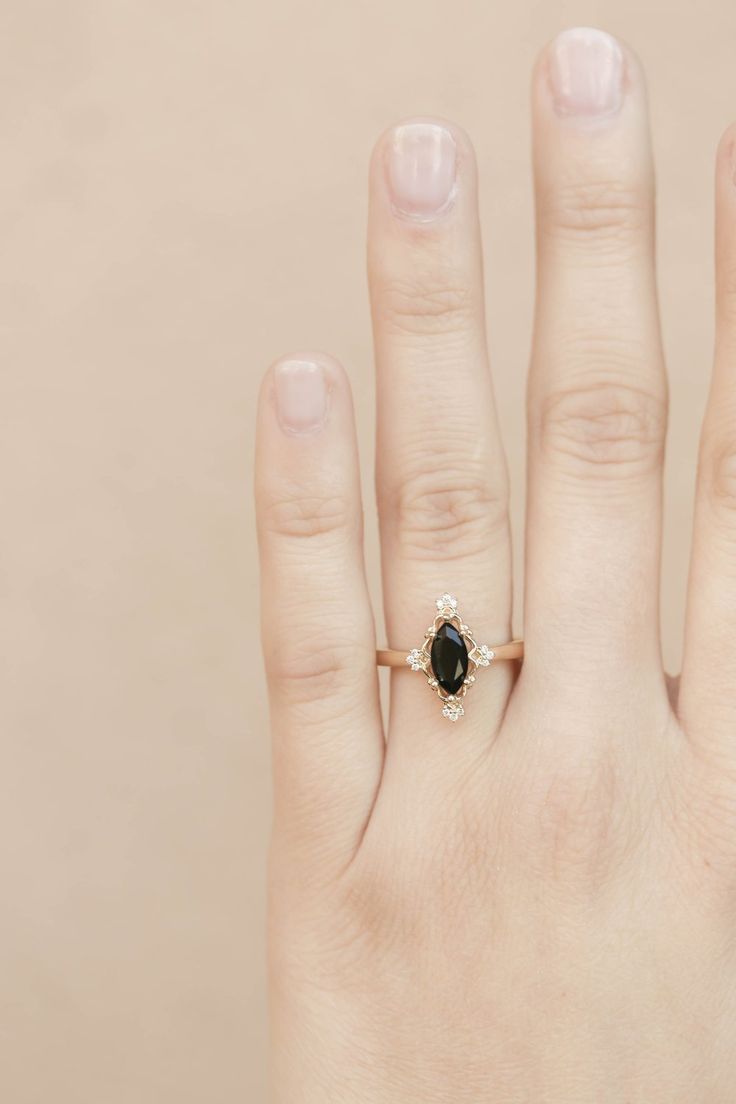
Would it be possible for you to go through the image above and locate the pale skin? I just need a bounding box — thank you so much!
[255,27,736,1102]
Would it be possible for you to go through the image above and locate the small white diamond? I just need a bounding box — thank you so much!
[442,698,464,722]
[436,593,458,612]
[406,649,424,672]
[476,644,494,667]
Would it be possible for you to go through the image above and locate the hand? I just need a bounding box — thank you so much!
[255,28,736,1102]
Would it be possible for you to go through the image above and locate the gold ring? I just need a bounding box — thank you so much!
[376,594,523,722]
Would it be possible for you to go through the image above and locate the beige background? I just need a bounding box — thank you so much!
[2,0,735,1099]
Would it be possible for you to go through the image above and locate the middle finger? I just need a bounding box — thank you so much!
[524,29,668,703]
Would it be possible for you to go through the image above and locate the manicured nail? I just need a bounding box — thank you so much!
[386,122,457,222]
[273,359,328,436]
[548,28,624,117]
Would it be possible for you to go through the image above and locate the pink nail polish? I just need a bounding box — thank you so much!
[273,359,328,436]
[548,28,624,118]
[386,122,457,222]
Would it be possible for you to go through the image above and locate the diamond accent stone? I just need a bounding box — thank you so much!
[442,698,464,722]
[475,644,494,667]
[436,593,458,613]
[406,649,425,672]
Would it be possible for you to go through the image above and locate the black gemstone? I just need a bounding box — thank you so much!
[430,622,469,696]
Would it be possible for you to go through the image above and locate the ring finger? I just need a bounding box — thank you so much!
[368,119,513,750]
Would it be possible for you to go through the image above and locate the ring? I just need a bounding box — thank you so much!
[376,594,523,722]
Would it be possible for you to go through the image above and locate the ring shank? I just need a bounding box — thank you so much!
[376,640,524,666]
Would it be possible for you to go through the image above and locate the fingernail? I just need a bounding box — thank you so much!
[273,359,328,436]
[386,122,457,222]
[548,28,624,117]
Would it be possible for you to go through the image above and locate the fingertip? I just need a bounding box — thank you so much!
[368,115,477,228]
[258,351,351,441]
[260,349,348,403]
[532,27,645,125]
[369,115,476,170]
[265,349,348,384]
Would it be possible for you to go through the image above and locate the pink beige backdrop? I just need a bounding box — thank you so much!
[2,1,735,1099]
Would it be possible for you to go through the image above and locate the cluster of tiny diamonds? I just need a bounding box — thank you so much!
[441,698,464,722]
[474,644,494,667]
[406,648,425,671]
[436,593,458,614]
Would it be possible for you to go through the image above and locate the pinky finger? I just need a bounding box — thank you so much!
[255,353,384,871]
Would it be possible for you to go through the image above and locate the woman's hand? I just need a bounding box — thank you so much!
[256,28,736,1101]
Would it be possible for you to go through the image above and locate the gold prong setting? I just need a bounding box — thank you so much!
[404,595,494,721]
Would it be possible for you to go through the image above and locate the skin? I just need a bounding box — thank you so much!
[256,28,736,1103]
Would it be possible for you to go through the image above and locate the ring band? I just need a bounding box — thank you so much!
[376,593,523,722]
[377,642,524,665]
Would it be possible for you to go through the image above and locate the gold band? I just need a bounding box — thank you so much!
[377,640,523,666]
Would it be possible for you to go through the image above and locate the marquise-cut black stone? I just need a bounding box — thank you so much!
[430,622,469,696]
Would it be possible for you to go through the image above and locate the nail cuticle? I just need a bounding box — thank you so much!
[388,178,459,224]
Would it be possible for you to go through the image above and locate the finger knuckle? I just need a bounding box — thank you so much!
[267,633,371,708]
[541,178,649,252]
[261,490,357,542]
[386,461,508,560]
[538,378,666,477]
[343,787,494,947]
[378,270,477,338]
[515,752,638,889]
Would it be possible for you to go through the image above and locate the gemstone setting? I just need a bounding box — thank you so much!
[430,622,469,695]
[404,595,495,721]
